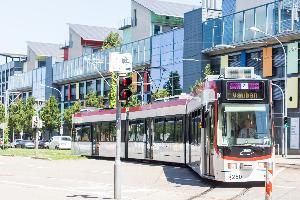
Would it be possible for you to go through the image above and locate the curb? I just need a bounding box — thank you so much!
[31,156,52,161]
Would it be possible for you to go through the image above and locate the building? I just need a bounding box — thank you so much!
[119,0,200,43]
[64,24,121,60]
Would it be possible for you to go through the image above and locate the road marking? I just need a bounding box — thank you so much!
[274,185,296,189]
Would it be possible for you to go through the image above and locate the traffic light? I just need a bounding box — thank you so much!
[119,76,132,101]
[283,116,288,128]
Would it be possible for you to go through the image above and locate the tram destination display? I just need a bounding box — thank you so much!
[226,81,265,100]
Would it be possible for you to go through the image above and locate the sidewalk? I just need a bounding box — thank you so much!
[275,155,300,168]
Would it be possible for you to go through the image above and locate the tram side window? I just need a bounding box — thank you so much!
[93,122,102,143]
[174,117,183,143]
[101,122,116,142]
[165,117,175,142]
[76,125,91,142]
[128,121,137,141]
[136,120,145,142]
[154,118,165,142]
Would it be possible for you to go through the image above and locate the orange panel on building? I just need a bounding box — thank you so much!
[131,72,138,93]
[263,48,272,77]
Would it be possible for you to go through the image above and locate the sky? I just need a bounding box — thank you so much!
[0,0,202,58]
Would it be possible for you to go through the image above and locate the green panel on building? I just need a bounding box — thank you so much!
[151,12,184,26]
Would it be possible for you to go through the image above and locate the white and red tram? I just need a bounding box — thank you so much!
[72,72,274,182]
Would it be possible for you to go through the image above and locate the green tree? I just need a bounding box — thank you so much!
[126,94,141,107]
[164,71,182,96]
[22,97,36,135]
[8,100,24,135]
[63,101,81,131]
[152,89,170,101]
[0,103,5,123]
[40,96,61,137]
[102,32,122,50]
[85,91,104,108]
[109,73,117,108]
[190,64,214,96]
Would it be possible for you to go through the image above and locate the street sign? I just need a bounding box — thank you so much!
[109,52,132,73]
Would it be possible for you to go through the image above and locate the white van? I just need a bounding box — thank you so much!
[49,136,72,150]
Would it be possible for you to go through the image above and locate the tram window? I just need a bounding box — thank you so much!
[165,117,175,142]
[218,104,271,146]
[174,117,183,143]
[154,118,165,142]
[128,121,137,141]
[100,122,116,142]
[136,120,145,142]
[93,122,102,143]
[77,125,91,142]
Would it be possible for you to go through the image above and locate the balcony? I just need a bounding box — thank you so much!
[52,37,151,84]
[202,0,300,54]
[8,71,32,91]
[119,17,136,30]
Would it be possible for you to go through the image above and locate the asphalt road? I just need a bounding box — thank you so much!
[0,156,298,200]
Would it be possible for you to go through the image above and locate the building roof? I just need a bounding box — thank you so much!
[27,41,63,57]
[133,0,200,17]
[68,23,121,41]
[0,53,27,58]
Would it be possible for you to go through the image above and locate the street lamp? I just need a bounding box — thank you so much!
[40,84,64,135]
[250,26,288,157]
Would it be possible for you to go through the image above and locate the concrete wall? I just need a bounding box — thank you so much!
[68,29,83,60]
[130,0,152,43]
[26,48,38,72]
[236,0,273,12]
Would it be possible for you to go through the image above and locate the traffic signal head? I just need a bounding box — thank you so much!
[283,116,288,128]
[119,76,132,101]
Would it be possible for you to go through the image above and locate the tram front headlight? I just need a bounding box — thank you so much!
[227,163,238,170]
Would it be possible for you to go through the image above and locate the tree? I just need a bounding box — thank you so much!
[85,91,104,108]
[63,101,81,131]
[126,94,141,107]
[109,72,117,108]
[8,100,24,136]
[152,89,170,101]
[190,64,214,96]
[40,96,61,137]
[102,32,122,50]
[0,103,5,123]
[22,97,36,135]
[164,71,182,96]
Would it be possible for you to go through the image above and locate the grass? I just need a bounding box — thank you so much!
[0,148,87,160]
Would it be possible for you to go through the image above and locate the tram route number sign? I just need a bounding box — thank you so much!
[226,81,265,100]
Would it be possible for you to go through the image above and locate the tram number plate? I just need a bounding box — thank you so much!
[229,174,243,180]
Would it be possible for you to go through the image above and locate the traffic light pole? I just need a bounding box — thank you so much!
[114,73,122,200]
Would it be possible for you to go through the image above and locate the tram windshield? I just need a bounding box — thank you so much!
[218,104,271,147]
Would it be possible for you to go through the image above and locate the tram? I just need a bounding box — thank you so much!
[72,67,274,182]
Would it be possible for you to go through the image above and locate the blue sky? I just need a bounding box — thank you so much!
[0,0,202,57]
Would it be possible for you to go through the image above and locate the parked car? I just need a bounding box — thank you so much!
[11,139,23,148]
[49,136,72,150]
[38,140,49,149]
[20,140,35,149]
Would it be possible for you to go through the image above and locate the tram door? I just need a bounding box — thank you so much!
[145,119,153,159]
[204,106,215,176]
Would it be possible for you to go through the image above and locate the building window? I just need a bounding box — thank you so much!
[70,84,76,101]
[153,25,161,35]
[38,60,46,68]
[96,79,102,96]
[79,82,84,100]
[64,85,69,101]
[86,81,93,94]
[133,9,137,26]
